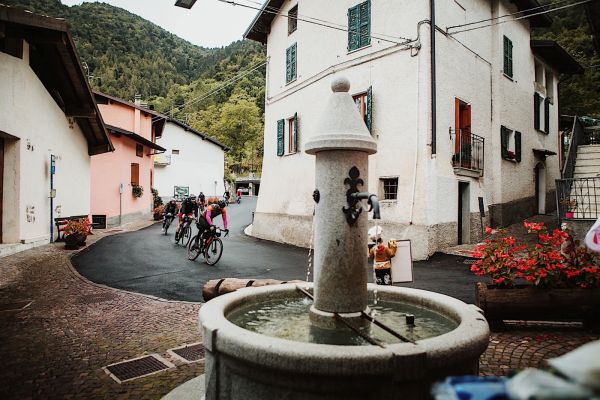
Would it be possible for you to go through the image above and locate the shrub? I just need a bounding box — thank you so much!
[132,184,144,198]
[471,222,600,288]
[64,218,91,237]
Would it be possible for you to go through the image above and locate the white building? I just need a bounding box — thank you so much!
[154,119,228,200]
[245,0,583,259]
[0,5,113,250]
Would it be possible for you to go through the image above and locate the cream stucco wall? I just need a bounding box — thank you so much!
[252,0,562,259]
[154,122,225,199]
[0,46,92,243]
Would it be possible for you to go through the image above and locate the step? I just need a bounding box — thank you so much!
[574,165,600,174]
[575,158,600,167]
[577,146,600,155]
[573,173,600,179]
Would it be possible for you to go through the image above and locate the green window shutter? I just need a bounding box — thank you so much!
[515,131,522,162]
[277,119,285,156]
[294,112,299,152]
[286,44,297,83]
[534,93,541,130]
[501,126,509,159]
[291,43,297,82]
[503,36,513,78]
[544,98,550,134]
[359,0,371,48]
[366,86,373,133]
[348,5,360,51]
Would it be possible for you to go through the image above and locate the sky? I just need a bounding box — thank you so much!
[60,0,260,48]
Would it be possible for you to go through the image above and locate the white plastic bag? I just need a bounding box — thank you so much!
[547,340,600,391]
[584,217,600,253]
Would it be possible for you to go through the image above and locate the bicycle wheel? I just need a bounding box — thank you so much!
[174,227,181,244]
[182,225,192,247]
[204,238,223,265]
[164,219,171,235]
[187,236,202,261]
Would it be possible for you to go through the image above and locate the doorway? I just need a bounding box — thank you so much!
[535,162,546,214]
[458,181,470,244]
[454,99,472,168]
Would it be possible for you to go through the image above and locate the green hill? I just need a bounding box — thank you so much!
[3,0,265,101]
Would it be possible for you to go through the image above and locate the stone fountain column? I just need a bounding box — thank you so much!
[305,77,377,327]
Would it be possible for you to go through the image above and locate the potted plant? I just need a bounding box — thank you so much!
[132,184,144,198]
[471,222,600,330]
[560,198,577,219]
[64,218,91,249]
[153,204,165,221]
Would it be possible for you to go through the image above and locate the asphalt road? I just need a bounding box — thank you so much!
[72,197,483,303]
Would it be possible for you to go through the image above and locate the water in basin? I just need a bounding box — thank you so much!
[227,295,458,346]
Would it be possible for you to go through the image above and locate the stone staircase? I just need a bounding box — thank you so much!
[571,144,600,219]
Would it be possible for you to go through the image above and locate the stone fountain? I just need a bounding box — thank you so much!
[198,77,489,400]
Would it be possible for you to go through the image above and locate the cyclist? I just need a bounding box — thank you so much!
[162,199,178,232]
[198,192,206,210]
[223,190,230,204]
[193,198,229,248]
[176,195,198,236]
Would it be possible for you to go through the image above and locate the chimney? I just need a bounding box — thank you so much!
[134,94,141,134]
[134,94,142,106]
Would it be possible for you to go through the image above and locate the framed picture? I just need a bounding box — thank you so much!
[391,239,414,283]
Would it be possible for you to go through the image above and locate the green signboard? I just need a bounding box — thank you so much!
[174,186,189,200]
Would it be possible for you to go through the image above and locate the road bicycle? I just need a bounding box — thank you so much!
[188,226,228,265]
[162,213,174,235]
[174,215,193,246]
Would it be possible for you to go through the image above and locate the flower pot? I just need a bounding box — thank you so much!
[476,282,600,330]
[64,233,85,250]
[565,211,574,219]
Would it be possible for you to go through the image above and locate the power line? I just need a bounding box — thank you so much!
[238,0,410,42]
[447,0,574,31]
[448,0,593,35]
[216,0,411,45]
[152,58,268,122]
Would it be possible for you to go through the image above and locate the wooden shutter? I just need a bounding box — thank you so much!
[131,163,140,185]
[503,36,513,77]
[501,126,509,159]
[348,5,360,51]
[294,112,299,152]
[359,0,371,48]
[286,44,297,83]
[534,93,541,130]
[515,131,522,162]
[277,119,285,156]
[366,86,372,133]
[544,98,550,134]
[291,43,297,82]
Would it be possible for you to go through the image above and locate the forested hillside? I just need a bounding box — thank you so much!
[535,1,599,118]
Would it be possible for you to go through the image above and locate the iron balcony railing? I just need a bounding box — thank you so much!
[450,128,485,175]
[562,116,585,179]
[153,154,171,166]
[556,177,600,223]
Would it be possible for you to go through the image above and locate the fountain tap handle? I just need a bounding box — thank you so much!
[348,192,381,220]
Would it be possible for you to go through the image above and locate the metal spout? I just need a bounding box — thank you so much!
[349,192,381,220]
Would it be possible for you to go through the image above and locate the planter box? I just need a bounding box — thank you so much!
[476,282,600,329]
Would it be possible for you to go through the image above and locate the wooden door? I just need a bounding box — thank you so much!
[0,138,4,243]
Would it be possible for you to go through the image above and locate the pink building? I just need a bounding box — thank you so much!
[91,92,166,227]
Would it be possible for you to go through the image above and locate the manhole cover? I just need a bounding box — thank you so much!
[77,293,117,304]
[0,300,32,312]
[169,343,205,363]
[104,355,173,383]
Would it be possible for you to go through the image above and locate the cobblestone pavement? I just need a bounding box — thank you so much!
[0,220,598,399]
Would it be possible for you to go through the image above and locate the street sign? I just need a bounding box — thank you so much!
[50,155,56,175]
[174,186,189,200]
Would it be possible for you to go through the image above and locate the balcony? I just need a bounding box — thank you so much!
[153,154,171,166]
[450,129,484,178]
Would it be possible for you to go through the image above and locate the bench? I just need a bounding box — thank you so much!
[54,215,92,242]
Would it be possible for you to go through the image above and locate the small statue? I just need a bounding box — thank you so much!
[369,238,397,285]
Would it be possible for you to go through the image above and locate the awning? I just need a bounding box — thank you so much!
[105,125,166,152]
[533,148,557,159]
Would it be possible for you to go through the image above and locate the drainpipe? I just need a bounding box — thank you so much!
[430,0,437,155]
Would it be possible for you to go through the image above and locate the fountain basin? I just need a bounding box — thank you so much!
[199,283,489,400]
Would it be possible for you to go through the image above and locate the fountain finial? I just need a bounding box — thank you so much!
[331,77,350,93]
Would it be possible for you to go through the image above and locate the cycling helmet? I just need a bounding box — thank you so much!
[218,199,227,208]
[189,195,196,200]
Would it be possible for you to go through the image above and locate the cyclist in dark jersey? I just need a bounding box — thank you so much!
[176,195,198,235]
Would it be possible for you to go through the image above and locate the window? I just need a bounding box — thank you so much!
[131,163,140,185]
[500,126,521,162]
[352,86,372,132]
[545,71,554,101]
[136,143,143,157]
[172,149,180,155]
[286,43,297,84]
[348,0,371,52]
[380,178,398,200]
[503,36,513,78]
[288,5,298,34]
[287,114,298,154]
[277,114,299,156]
[534,93,542,131]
